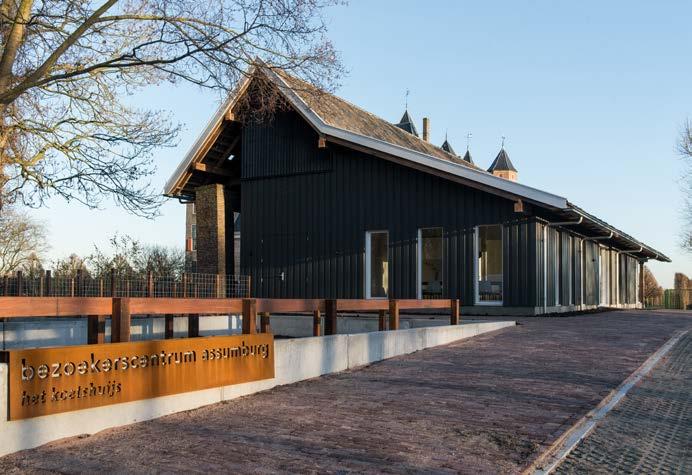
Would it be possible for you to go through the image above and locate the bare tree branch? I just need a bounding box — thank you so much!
[0,205,47,274]
[679,119,692,253]
[0,0,342,217]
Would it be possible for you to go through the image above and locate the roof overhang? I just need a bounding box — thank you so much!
[165,64,568,209]
[550,204,671,262]
[164,63,670,263]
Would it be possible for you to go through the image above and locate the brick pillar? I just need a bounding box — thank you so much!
[195,184,235,276]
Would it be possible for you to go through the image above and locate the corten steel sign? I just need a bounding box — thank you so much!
[2,334,274,420]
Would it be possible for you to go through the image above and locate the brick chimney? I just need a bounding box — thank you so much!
[422,117,430,142]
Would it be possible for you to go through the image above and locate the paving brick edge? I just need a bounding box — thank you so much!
[523,328,690,475]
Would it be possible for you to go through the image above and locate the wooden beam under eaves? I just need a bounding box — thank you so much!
[318,136,327,149]
[225,110,237,122]
[192,162,233,177]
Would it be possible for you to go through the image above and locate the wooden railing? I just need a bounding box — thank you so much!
[0,297,461,344]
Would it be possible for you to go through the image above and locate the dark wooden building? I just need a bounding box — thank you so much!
[165,65,669,315]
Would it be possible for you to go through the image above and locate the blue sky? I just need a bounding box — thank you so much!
[33,0,691,287]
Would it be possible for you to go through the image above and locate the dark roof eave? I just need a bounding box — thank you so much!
[566,203,671,262]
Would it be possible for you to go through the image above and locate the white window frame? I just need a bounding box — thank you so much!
[417,227,444,300]
[365,230,389,300]
[474,225,503,306]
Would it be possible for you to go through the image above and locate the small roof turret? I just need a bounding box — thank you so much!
[487,145,518,181]
[441,137,456,155]
[487,147,517,173]
[395,110,419,137]
[462,149,474,165]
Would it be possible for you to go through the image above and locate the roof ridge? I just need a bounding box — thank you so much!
[277,71,483,170]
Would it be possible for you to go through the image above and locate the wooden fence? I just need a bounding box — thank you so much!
[0,297,460,344]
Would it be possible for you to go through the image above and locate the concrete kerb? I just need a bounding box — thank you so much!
[525,328,690,475]
[0,320,515,458]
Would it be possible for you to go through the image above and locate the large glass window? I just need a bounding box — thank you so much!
[476,225,503,303]
[365,231,389,298]
[191,224,197,251]
[418,228,444,299]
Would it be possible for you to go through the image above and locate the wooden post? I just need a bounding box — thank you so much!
[16,270,23,296]
[111,298,131,343]
[216,274,224,298]
[378,310,387,331]
[110,268,116,297]
[44,270,52,297]
[260,312,271,334]
[165,315,175,339]
[639,261,645,307]
[450,299,460,325]
[188,314,200,338]
[76,269,83,296]
[388,299,400,331]
[313,310,322,336]
[99,277,104,297]
[147,270,154,298]
[242,299,257,334]
[325,299,337,335]
[87,316,106,344]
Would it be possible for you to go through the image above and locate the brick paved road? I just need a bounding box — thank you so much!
[0,310,690,474]
[555,330,691,475]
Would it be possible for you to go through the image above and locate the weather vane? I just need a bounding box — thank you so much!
[405,89,410,110]
[466,132,472,151]
[501,135,506,148]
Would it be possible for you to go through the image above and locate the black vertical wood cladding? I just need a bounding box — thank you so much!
[242,110,331,179]
[240,110,520,301]
[576,237,584,305]
[618,253,638,304]
[582,240,600,305]
[545,227,559,307]
[503,219,539,306]
[238,109,638,309]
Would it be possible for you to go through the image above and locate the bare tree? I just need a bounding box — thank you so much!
[643,265,663,300]
[89,232,184,276]
[89,232,139,276]
[0,205,47,274]
[134,244,185,277]
[0,0,342,216]
[52,253,89,278]
[679,119,692,252]
[21,250,43,277]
